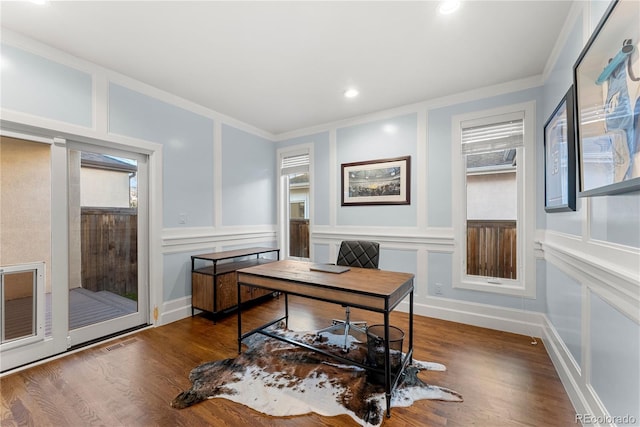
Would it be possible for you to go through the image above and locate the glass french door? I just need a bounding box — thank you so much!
[66,142,148,347]
[0,135,149,372]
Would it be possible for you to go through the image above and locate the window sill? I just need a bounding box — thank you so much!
[454,277,534,298]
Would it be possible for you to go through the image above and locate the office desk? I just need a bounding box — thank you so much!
[236,259,414,418]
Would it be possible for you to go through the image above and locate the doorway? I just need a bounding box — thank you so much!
[0,136,150,372]
[66,143,149,346]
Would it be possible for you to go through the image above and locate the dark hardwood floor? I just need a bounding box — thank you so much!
[1,296,577,426]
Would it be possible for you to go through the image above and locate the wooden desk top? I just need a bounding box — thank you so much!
[237,259,414,312]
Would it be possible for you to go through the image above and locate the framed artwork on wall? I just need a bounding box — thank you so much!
[341,156,411,206]
[573,0,640,196]
[544,86,577,212]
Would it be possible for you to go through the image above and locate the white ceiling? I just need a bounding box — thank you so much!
[0,1,574,135]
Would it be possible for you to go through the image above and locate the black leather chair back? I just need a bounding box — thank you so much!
[336,241,379,269]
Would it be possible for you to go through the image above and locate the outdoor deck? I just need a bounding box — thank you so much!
[44,288,136,336]
[4,288,136,341]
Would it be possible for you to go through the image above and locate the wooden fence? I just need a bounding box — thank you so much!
[466,220,517,280]
[81,207,137,297]
[289,218,309,258]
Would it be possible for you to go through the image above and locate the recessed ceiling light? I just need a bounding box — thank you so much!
[439,0,461,15]
[344,88,359,98]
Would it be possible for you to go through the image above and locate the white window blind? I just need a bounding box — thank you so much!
[461,118,524,154]
[281,153,309,176]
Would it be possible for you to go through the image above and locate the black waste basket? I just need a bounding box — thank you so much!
[366,324,404,384]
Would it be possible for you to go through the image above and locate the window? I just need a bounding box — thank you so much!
[452,102,536,297]
[278,148,312,259]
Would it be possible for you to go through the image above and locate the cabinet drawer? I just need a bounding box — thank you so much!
[215,273,238,312]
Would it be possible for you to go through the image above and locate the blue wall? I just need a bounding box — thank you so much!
[1,43,92,126]
[109,83,215,228]
[221,125,276,226]
[336,113,418,227]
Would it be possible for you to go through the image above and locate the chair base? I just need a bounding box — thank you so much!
[316,319,367,352]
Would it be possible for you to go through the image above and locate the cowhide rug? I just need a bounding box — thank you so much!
[171,325,462,426]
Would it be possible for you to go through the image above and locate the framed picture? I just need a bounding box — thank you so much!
[341,156,410,206]
[543,86,577,212]
[573,0,640,196]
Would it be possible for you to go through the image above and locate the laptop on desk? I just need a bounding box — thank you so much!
[309,264,351,274]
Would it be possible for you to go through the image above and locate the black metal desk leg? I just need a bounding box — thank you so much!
[384,311,391,418]
[410,286,414,365]
[285,293,289,328]
[237,281,242,353]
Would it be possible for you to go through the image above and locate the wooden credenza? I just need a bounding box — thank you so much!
[191,247,280,318]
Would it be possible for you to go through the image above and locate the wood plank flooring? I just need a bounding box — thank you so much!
[1,296,577,426]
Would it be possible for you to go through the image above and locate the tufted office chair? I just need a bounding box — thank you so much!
[317,240,380,351]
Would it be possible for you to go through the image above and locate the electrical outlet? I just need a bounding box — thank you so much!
[179,213,187,224]
[435,283,443,295]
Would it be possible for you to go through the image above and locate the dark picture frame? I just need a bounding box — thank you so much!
[573,0,640,196]
[341,156,411,206]
[544,86,577,212]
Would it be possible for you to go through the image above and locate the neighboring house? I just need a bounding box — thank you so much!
[466,150,517,221]
[289,173,309,220]
[80,152,137,208]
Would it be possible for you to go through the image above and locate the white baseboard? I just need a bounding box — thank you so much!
[159,296,193,325]
[160,293,547,335]
[161,293,546,338]
[398,296,546,338]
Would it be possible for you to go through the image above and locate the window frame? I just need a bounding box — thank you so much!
[452,101,536,298]
[277,144,313,261]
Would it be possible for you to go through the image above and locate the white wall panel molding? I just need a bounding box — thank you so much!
[1,114,162,156]
[540,231,640,323]
[417,109,428,230]
[311,226,454,251]
[1,111,94,140]
[416,247,429,299]
[542,314,594,422]
[213,120,223,228]
[329,129,337,227]
[0,128,53,144]
[162,226,277,254]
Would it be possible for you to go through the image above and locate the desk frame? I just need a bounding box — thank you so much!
[236,260,414,418]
